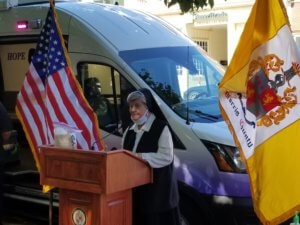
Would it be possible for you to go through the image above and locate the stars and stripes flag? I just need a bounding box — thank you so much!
[219,0,300,224]
[16,1,104,172]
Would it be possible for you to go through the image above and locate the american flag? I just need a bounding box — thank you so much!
[16,5,104,170]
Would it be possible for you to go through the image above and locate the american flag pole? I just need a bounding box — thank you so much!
[48,3,53,225]
[49,189,53,225]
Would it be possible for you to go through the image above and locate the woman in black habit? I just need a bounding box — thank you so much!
[122,88,180,225]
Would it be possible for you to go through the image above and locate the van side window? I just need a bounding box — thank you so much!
[78,63,136,134]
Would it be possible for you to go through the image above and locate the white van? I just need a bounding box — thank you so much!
[0,1,259,224]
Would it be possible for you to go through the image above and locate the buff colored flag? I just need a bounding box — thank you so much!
[219,0,300,224]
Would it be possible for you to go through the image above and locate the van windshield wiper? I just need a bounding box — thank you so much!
[194,110,219,121]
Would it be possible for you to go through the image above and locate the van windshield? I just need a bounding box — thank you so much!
[119,46,224,123]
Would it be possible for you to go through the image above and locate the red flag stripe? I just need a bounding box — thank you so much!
[52,70,92,149]
[64,68,102,150]
[47,74,88,149]
[27,68,54,140]
[61,69,98,147]
[45,77,84,149]
[29,64,54,138]
[20,85,47,144]
[44,94,59,129]
[22,78,51,144]
[16,96,42,146]
[59,70,95,149]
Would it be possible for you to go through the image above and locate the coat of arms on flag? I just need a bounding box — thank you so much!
[247,55,299,127]
[219,0,300,224]
[16,1,104,176]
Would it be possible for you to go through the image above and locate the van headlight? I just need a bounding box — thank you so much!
[202,140,246,173]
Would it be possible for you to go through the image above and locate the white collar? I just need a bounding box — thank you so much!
[129,113,156,132]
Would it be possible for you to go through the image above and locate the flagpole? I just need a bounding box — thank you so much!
[47,2,54,225]
[49,190,53,225]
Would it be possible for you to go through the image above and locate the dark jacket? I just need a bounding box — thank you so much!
[123,118,179,213]
[0,101,14,164]
[0,102,12,133]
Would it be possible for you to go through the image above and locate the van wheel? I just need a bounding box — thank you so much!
[179,193,214,225]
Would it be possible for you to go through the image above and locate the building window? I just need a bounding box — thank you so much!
[194,39,209,52]
[192,57,205,75]
[176,65,183,76]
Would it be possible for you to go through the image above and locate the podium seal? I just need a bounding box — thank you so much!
[72,208,86,225]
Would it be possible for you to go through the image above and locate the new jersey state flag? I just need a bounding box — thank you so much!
[219,0,300,224]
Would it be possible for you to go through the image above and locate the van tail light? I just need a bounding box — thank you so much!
[17,21,28,31]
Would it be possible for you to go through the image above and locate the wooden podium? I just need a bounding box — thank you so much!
[39,146,152,225]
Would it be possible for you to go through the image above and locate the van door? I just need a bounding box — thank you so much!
[0,43,36,112]
[77,61,136,150]
[0,42,37,167]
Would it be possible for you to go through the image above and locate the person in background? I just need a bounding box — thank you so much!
[0,101,14,224]
[122,88,180,225]
[84,77,114,129]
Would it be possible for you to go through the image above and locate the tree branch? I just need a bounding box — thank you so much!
[164,0,215,13]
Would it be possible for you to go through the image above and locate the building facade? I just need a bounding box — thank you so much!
[123,0,300,66]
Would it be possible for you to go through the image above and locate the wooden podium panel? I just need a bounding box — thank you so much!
[59,189,131,225]
[39,146,152,225]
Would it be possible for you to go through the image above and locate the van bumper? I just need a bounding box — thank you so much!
[209,195,260,225]
[179,181,260,225]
